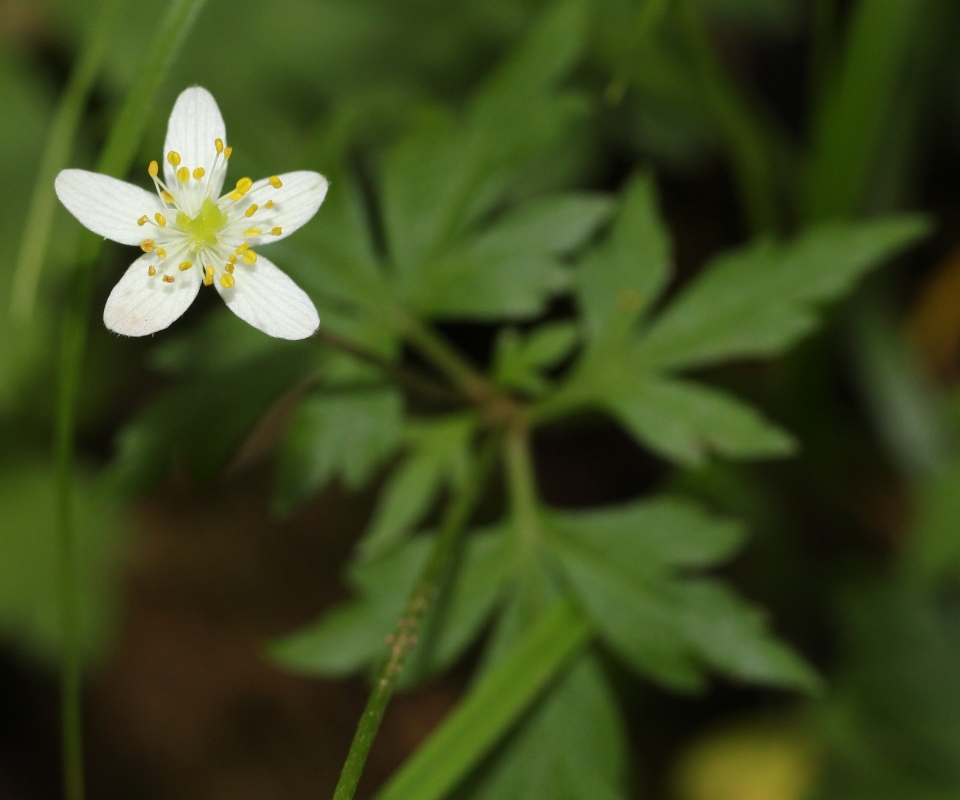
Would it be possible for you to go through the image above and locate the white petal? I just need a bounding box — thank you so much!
[103,254,202,336]
[163,86,227,194]
[55,169,164,246]
[229,171,328,244]
[215,251,319,340]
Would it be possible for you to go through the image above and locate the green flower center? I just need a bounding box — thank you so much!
[177,199,226,247]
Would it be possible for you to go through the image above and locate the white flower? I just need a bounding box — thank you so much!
[55,86,327,340]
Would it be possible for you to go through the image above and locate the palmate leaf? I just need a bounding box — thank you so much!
[545,498,819,692]
[270,527,511,685]
[493,321,579,396]
[273,386,404,516]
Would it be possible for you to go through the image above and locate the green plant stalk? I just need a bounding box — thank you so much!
[9,0,128,323]
[374,601,590,800]
[808,0,837,115]
[505,425,541,562]
[674,0,793,234]
[400,316,493,404]
[332,434,501,800]
[53,2,209,799]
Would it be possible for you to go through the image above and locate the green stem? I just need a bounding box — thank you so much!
[400,316,493,404]
[10,0,128,322]
[504,425,540,561]
[809,0,837,113]
[52,2,209,798]
[331,434,501,800]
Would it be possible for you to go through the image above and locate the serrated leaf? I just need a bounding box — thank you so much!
[546,501,818,692]
[494,322,580,396]
[603,374,797,466]
[634,217,930,371]
[271,528,510,683]
[359,415,476,560]
[577,173,672,339]
[273,387,404,516]
[452,654,627,800]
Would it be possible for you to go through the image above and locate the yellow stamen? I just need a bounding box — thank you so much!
[148,265,157,277]
[156,247,167,259]
[155,212,167,226]
[137,215,149,226]
[161,190,175,203]
[193,167,205,180]
[229,254,237,264]
[265,200,274,208]
[235,177,253,194]
[179,260,193,271]
[227,191,243,200]
[224,146,233,159]
[162,274,175,283]
[204,265,214,286]
[269,175,283,189]
[245,204,258,218]
[271,226,282,236]
[225,262,234,274]
[167,151,181,167]
[244,228,261,236]
[177,166,190,182]
[215,138,224,154]
[148,160,159,177]
[242,249,258,264]
[140,239,155,252]
[220,273,235,288]
[236,242,249,255]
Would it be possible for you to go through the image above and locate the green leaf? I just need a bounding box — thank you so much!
[271,528,510,683]
[0,457,127,663]
[494,322,579,396]
[374,601,592,800]
[905,457,960,585]
[546,500,819,692]
[452,655,628,800]
[577,173,672,339]
[359,415,476,560]
[633,217,930,371]
[603,374,797,466]
[273,387,403,515]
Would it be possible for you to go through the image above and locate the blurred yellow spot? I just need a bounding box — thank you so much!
[204,265,214,286]
[155,213,166,227]
[220,273,235,288]
[193,167,205,180]
[271,227,282,236]
[177,167,190,183]
[156,247,166,259]
[236,243,249,255]
[242,249,257,264]
[148,161,159,177]
[137,215,148,226]
[265,199,274,208]
[269,175,282,189]
[224,146,233,159]
[162,275,175,283]
[167,151,181,167]
[245,228,261,236]
[224,262,234,274]
[147,265,156,277]
[140,239,155,252]
[179,261,192,271]
[161,190,174,203]
[245,204,258,218]
[235,177,253,194]
[215,138,224,154]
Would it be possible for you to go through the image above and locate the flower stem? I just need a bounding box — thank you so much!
[331,434,501,800]
[504,424,540,561]
[400,316,493,404]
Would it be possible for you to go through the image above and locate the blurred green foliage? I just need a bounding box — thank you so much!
[3,0,960,797]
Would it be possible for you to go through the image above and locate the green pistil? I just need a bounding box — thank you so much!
[176,198,226,247]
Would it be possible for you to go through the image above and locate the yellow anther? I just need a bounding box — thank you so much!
[235,177,253,193]
[137,215,149,226]
[244,228,261,236]
[140,239,155,252]
[269,175,283,189]
[227,191,243,200]
[193,167,206,180]
[271,226,282,236]
[179,260,193,271]
[215,138,224,154]
[177,167,190,182]
[147,265,157,277]
[236,242,249,255]
[204,265,214,286]
[155,212,167,226]
[224,262,234,274]
[224,146,233,159]
[162,274,175,283]
[156,247,167,259]
[245,203,258,218]
[220,273,235,288]
[265,199,274,208]
[242,249,258,264]
[167,151,181,167]
[161,190,174,203]
[148,160,159,177]
[229,254,237,264]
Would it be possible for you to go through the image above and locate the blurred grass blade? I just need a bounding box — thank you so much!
[54,2,210,800]
[375,601,591,800]
[9,0,127,322]
[805,0,928,221]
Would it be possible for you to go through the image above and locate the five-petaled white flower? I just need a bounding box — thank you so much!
[55,86,327,340]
